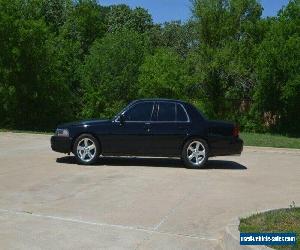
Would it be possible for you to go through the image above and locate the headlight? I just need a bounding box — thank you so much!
[55,128,69,137]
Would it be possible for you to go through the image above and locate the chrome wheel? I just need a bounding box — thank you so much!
[187,140,206,166]
[76,138,96,163]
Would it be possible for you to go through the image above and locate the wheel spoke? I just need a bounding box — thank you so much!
[87,152,93,159]
[87,144,95,150]
[198,150,205,156]
[188,153,195,160]
[197,154,203,160]
[84,138,89,147]
[82,152,87,160]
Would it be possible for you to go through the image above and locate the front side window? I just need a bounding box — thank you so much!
[157,102,176,121]
[124,102,154,121]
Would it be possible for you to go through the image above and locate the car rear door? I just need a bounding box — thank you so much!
[147,102,190,156]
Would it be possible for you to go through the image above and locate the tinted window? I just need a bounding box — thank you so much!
[177,104,188,121]
[157,102,176,121]
[124,102,153,121]
[186,103,205,121]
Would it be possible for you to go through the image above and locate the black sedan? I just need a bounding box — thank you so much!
[51,99,243,168]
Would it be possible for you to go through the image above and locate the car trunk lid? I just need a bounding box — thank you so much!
[207,120,238,137]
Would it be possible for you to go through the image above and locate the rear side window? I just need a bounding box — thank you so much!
[157,102,176,121]
[124,102,154,121]
[177,104,188,122]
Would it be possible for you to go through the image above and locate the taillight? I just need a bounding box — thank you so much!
[233,125,239,137]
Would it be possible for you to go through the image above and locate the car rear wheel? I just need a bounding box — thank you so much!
[73,134,100,165]
[182,138,208,169]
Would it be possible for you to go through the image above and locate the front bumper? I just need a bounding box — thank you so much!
[51,136,73,153]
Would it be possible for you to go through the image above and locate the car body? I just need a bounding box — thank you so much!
[51,99,243,168]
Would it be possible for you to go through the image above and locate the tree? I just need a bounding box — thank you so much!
[192,0,262,47]
[41,0,72,32]
[147,21,198,57]
[0,0,74,130]
[138,48,186,98]
[0,0,298,135]
[107,4,153,33]
[60,0,109,53]
[252,0,300,134]
[81,30,147,118]
[190,0,263,120]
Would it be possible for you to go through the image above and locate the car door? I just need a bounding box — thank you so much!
[147,102,190,156]
[107,101,155,155]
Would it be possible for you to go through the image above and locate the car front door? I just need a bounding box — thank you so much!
[107,101,155,156]
[147,102,190,156]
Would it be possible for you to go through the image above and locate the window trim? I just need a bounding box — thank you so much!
[114,101,155,123]
[155,101,176,122]
[176,103,189,122]
[153,101,191,123]
[114,101,191,123]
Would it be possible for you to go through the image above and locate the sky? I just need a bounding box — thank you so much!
[101,0,290,23]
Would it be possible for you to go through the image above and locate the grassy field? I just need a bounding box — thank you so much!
[240,132,300,149]
[239,207,300,250]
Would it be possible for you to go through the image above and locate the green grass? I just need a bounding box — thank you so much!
[240,132,300,149]
[239,207,300,250]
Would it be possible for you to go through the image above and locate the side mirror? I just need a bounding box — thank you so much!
[119,114,125,125]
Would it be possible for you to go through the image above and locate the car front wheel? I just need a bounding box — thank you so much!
[73,134,100,165]
[182,138,208,169]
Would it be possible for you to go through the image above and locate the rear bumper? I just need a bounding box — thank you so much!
[209,137,243,157]
[228,137,243,155]
[51,136,72,153]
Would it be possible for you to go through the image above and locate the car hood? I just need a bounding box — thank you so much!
[58,119,111,128]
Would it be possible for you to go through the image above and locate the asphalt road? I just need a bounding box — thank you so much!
[0,132,299,250]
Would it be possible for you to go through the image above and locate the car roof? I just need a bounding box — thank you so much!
[132,99,187,105]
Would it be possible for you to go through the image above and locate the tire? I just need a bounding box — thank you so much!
[182,138,209,169]
[73,134,100,165]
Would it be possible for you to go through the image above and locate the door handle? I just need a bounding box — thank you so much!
[144,122,151,132]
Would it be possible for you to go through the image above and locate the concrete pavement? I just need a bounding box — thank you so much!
[0,132,299,249]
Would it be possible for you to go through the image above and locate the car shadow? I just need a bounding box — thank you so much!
[56,156,247,170]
